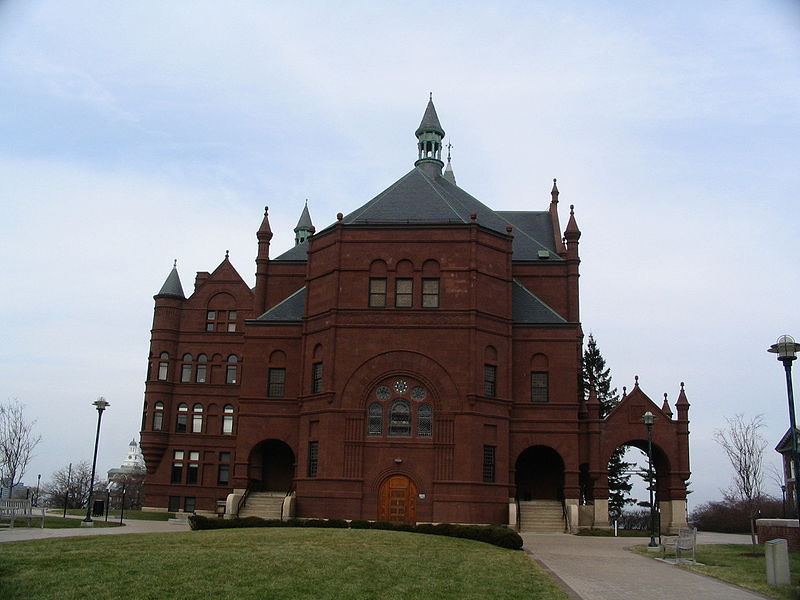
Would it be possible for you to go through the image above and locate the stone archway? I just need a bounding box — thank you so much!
[248,439,295,492]
[515,445,565,501]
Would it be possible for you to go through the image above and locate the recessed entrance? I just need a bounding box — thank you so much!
[378,475,417,524]
[515,445,565,501]
[248,439,295,492]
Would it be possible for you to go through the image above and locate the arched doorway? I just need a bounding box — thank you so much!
[248,439,295,492]
[378,475,417,524]
[515,446,565,501]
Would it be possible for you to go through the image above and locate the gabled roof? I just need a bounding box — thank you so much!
[255,287,305,322]
[512,280,567,324]
[155,264,185,299]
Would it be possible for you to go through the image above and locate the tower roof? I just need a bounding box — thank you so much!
[295,201,313,232]
[415,96,445,138]
[155,262,185,299]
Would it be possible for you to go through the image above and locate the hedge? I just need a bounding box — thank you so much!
[188,515,523,550]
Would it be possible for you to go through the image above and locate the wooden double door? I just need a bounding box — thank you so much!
[378,475,417,524]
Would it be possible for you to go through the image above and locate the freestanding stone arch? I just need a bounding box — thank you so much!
[579,379,690,533]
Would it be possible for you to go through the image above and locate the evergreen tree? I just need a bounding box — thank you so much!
[582,335,634,520]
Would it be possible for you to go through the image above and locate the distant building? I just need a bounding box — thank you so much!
[139,99,691,532]
[775,429,798,512]
[107,439,146,509]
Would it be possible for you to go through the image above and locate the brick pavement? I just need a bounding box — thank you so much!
[522,533,769,600]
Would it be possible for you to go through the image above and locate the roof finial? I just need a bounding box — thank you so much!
[622,386,627,397]
[634,375,639,387]
[446,142,453,162]
[173,259,177,268]
[429,91,432,101]
[225,249,229,259]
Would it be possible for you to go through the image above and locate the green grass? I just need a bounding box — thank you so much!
[57,509,175,521]
[0,528,569,600]
[635,544,800,599]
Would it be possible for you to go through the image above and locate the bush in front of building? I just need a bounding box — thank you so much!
[188,515,523,549]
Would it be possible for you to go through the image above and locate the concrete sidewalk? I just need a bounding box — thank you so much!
[522,533,769,600]
[0,515,190,543]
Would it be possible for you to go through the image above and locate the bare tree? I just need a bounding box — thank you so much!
[714,413,766,551]
[41,461,105,510]
[0,399,42,496]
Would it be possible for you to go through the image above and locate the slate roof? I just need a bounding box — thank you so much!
[274,166,561,261]
[511,279,566,324]
[295,203,313,231]
[416,98,445,137]
[255,287,305,322]
[155,265,186,299]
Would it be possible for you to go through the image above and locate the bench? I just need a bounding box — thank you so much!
[0,498,46,529]
[661,527,697,564]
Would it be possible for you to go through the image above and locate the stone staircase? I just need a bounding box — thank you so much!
[238,492,285,520]
[518,499,566,533]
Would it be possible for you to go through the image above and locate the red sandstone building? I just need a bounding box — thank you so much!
[139,99,691,532]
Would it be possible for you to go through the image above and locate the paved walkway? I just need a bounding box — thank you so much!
[522,532,769,600]
[0,513,190,543]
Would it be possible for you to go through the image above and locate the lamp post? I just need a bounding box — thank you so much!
[643,410,658,547]
[769,334,800,521]
[83,397,110,524]
[34,474,40,507]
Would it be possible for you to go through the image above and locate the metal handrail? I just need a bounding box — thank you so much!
[236,479,256,517]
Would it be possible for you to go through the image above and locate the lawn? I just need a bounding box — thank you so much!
[636,543,800,600]
[5,517,121,529]
[0,528,569,600]
[58,509,175,521]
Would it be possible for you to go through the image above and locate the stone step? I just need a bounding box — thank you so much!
[518,500,565,533]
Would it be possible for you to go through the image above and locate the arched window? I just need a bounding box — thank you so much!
[158,352,169,381]
[226,355,238,384]
[367,403,383,436]
[181,354,193,383]
[418,404,432,437]
[222,404,234,435]
[176,402,188,433]
[192,403,204,433]
[196,354,208,383]
[389,400,411,437]
[153,401,164,431]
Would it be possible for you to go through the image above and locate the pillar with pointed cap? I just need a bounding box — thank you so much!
[254,206,273,315]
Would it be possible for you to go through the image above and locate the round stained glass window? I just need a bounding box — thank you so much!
[411,386,426,401]
[393,379,408,394]
[376,386,391,401]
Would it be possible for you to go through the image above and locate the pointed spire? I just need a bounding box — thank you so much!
[443,141,457,185]
[415,95,445,176]
[564,204,581,261]
[155,261,186,299]
[661,393,673,418]
[257,205,273,242]
[294,201,314,246]
[551,178,559,202]
[675,381,690,421]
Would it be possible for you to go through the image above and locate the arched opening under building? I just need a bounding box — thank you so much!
[248,439,295,492]
[515,445,565,501]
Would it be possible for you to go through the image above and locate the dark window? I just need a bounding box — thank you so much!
[389,400,411,437]
[369,278,387,308]
[418,403,432,437]
[312,362,323,394]
[367,403,383,436]
[228,311,237,332]
[158,352,169,381]
[422,278,439,308]
[171,450,184,483]
[141,401,147,431]
[395,278,413,308]
[168,496,180,512]
[268,368,286,397]
[226,355,238,384]
[307,441,319,477]
[176,403,188,433]
[531,372,549,403]
[187,463,198,484]
[196,354,208,383]
[483,445,496,483]
[218,452,230,486]
[153,401,164,431]
[184,497,196,513]
[484,364,497,397]
[222,405,234,435]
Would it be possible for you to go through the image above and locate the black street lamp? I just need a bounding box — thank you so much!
[769,334,800,522]
[83,397,110,525]
[34,474,40,507]
[643,410,658,547]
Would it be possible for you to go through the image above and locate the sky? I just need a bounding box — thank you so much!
[0,0,798,510]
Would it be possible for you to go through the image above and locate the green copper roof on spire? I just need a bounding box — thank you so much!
[415,94,445,138]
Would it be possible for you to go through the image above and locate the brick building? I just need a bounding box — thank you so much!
[139,99,691,532]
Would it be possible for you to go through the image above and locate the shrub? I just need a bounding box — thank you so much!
[348,519,371,529]
[690,495,784,533]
